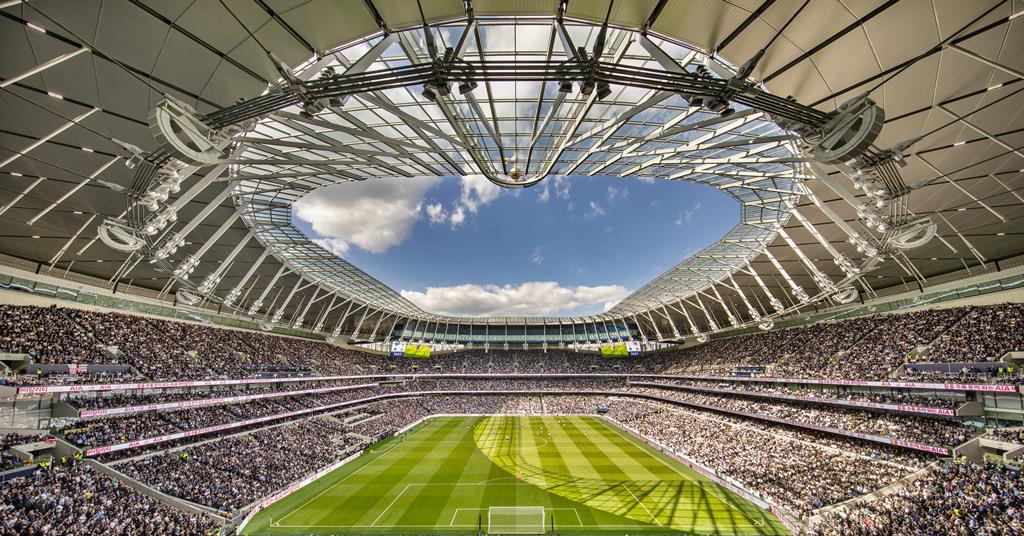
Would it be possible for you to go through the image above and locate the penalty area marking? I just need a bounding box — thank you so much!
[449,507,584,527]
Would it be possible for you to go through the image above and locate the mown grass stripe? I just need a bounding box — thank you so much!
[242,415,790,535]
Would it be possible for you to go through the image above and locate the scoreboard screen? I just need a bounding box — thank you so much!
[599,344,629,357]
[390,342,431,357]
[404,344,431,358]
[600,342,643,356]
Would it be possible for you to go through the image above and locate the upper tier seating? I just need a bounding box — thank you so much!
[2,302,1022,383]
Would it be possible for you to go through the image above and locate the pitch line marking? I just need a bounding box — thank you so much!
[275,420,435,523]
[597,417,766,528]
[622,483,664,527]
[272,523,757,529]
[370,484,410,526]
[449,507,583,527]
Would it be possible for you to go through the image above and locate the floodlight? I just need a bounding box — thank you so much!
[558,80,573,93]
[458,79,478,95]
[421,84,437,101]
[595,81,612,100]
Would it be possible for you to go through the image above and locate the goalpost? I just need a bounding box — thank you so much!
[487,506,546,534]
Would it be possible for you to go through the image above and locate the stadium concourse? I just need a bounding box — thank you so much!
[1,0,1024,535]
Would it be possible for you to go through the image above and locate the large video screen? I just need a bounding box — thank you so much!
[599,344,629,357]
[390,342,431,357]
[404,344,431,358]
[600,342,643,357]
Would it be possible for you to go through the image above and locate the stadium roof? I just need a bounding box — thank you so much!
[0,0,1021,342]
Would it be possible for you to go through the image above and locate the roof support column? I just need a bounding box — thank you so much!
[224,249,271,307]
[248,264,289,316]
[270,276,306,324]
[762,249,809,303]
[312,293,338,332]
[694,294,719,332]
[331,300,356,337]
[197,230,254,295]
[662,304,682,338]
[368,311,386,341]
[291,286,321,329]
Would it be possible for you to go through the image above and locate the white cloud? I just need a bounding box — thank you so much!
[401,281,631,316]
[607,185,628,202]
[675,201,702,225]
[552,175,571,200]
[312,237,349,256]
[537,184,550,202]
[459,174,501,214]
[425,202,447,224]
[294,177,440,254]
[529,246,543,265]
[449,205,466,227]
[439,174,502,228]
[585,201,606,219]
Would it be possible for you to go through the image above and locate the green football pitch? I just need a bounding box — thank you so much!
[243,415,789,534]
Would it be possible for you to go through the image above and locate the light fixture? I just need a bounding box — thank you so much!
[595,81,612,100]
[458,79,478,95]
[421,84,437,101]
[558,80,573,93]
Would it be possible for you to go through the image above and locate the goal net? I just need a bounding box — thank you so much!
[487,506,545,534]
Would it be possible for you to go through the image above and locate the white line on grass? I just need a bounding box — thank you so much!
[597,418,766,528]
[449,507,584,527]
[622,483,664,527]
[275,421,435,523]
[370,484,410,526]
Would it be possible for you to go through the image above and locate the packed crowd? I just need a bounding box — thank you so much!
[610,398,927,515]
[928,303,1024,363]
[628,385,976,446]
[51,373,974,462]
[0,461,214,535]
[66,378,371,410]
[0,305,377,381]
[0,305,110,364]
[988,428,1024,444]
[118,417,362,513]
[115,399,428,513]
[58,389,380,450]
[812,461,1023,535]
[642,379,964,409]
[419,394,546,415]
[0,433,48,471]
[648,307,984,380]
[902,365,1024,384]
[833,309,967,379]
[4,303,1024,385]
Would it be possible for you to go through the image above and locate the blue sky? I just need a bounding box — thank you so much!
[292,175,737,316]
